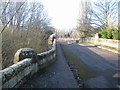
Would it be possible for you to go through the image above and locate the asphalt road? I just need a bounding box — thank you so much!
[64,43,119,88]
[21,43,78,88]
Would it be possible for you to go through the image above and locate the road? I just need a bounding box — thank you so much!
[21,43,78,88]
[64,43,119,88]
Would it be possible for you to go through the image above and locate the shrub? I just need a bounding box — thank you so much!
[99,28,119,39]
[112,30,120,40]
[106,29,112,39]
[2,26,52,69]
[99,29,107,38]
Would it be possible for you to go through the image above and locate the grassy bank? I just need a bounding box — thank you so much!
[61,44,98,80]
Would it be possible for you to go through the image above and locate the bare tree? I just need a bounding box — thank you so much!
[0,2,9,27]
[1,1,54,69]
[0,1,26,33]
[118,1,120,30]
[77,0,93,37]
[91,0,118,28]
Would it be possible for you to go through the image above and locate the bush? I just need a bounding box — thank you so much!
[112,30,120,40]
[99,28,119,39]
[106,29,112,39]
[99,29,107,38]
[2,26,52,69]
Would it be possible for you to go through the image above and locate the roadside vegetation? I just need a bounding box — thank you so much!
[76,0,118,39]
[57,1,118,41]
[61,44,98,80]
[99,27,120,40]
[1,2,54,69]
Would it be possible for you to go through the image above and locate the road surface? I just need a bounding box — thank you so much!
[21,43,78,88]
[64,43,119,88]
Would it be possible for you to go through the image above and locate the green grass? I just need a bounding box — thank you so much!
[61,44,98,80]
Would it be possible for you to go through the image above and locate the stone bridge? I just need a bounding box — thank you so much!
[0,34,57,88]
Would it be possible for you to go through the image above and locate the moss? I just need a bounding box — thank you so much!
[61,44,98,80]
[2,45,57,87]
[39,61,48,69]
[113,41,118,44]
[5,74,12,81]
[38,56,56,70]
[99,44,118,50]
[2,74,7,85]
[38,44,57,70]
[14,72,32,88]
[3,72,14,84]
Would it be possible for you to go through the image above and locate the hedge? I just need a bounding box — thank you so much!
[99,28,120,40]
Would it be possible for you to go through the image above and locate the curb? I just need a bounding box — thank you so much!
[89,43,120,54]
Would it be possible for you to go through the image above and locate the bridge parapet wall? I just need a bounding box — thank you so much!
[0,36,56,89]
[87,35,120,50]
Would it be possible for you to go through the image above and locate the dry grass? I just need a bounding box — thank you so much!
[2,27,51,69]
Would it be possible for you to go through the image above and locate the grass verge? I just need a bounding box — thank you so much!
[61,44,98,80]
[98,44,119,51]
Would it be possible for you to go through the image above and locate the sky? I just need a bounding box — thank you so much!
[41,0,80,31]
[2,0,118,31]
[40,0,119,31]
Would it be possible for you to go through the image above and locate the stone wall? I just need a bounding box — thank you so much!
[57,38,79,43]
[0,39,56,89]
[87,36,120,50]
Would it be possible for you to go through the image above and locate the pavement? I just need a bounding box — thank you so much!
[64,42,119,88]
[20,43,78,88]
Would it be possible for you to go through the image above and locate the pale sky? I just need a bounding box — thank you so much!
[40,0,118,31]
[27,0,97,31]
[41,0,80,31]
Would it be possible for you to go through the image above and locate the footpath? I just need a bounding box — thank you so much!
[88,43,120,54]
[21,43,78,88]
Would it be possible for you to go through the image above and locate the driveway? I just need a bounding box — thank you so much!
[64,43,119,88]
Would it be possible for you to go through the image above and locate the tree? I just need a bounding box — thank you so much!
[118,1,120,30]
[91,0,118,28]
[77,0,93,37]
[0,2,9,27]
[1,1,54,69]
[0,2,26,33]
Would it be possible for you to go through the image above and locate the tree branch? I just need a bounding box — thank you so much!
[0,2,26,34]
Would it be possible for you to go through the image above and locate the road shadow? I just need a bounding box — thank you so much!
[80,45,98,48]
[63,42,119,88]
